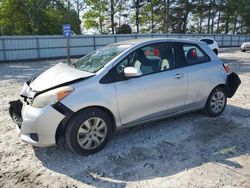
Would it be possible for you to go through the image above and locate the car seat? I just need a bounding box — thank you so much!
[161,49,175,70]
[186,48,198,64]
[135,49,160,74]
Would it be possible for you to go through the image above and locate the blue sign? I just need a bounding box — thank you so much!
[63,24,71,37]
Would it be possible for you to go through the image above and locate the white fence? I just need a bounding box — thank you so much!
[0,33,250,62]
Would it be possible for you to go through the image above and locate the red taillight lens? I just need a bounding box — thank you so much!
[223,63,230,74]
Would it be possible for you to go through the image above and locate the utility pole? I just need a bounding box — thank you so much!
[111,0,115,34]
[135,0,140,33]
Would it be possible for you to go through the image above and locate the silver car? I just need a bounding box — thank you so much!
[9,38,241,155]
[241,41,250,52]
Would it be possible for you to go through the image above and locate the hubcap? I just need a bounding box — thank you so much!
[210,91,225,114]
[77,117,107,150]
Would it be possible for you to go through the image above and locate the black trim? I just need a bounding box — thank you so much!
[226,72,241,98]
[9,99,23,127]
[30,133,39,142]
[52,102,74,116]
[99,68,116,84]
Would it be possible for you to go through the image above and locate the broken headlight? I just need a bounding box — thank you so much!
[32,86,74,108]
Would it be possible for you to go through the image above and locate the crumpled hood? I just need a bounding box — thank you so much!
[29,62,94,92]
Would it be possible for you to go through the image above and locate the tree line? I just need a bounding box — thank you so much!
[0,0,250,35]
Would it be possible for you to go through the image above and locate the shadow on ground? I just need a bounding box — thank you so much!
[34,105,250,188]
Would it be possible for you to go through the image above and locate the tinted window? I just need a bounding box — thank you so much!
[200,39,214,45]
[183,44,210,65]
[116,42,176,77]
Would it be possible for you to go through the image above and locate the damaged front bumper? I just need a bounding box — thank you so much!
[9,82,65,147]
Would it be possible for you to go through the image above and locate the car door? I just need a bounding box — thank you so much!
[114,42,188,125]
[180,43,214,108]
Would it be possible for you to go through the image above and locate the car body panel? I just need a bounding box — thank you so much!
[9,38,235,147]
[30,62,94,92]
[19,103,64,146]
[61,76,122,127]
[115,68,188,125]
[185,60,227,107]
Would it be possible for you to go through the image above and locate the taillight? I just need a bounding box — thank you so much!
[223,63,230,74]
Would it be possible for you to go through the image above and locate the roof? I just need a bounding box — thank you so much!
[115,38,204,46]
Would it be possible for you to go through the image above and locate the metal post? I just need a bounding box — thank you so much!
[230,35,233,47]
[36,37,40,59]
[222,34,224,47]
[238,35,240,46]
[93,35,96,50]
[2,37,6,61]
[114,34,117,43]
[67,38,71,65]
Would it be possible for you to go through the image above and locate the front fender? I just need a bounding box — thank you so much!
[60,82,122,127]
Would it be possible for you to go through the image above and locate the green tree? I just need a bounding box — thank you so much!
[109,0,127,34]
[116,23,132,34]
[0,0,31,35]
[72,0,85,34]
[0,0,80,35]
[140,0,161,33]
[1,0,250,35]
[82,0,109,33]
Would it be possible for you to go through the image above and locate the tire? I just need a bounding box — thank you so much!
[65,108,112,155]
[241,49,246,52]
[204,87,227,117]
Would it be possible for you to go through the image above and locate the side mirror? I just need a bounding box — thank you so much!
[124,67,142,78]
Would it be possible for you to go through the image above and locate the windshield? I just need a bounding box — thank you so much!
[74,44,131,73]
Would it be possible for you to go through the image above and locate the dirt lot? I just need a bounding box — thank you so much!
[0,48,250,188]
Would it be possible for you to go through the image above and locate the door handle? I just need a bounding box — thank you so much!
[173,73,184,79]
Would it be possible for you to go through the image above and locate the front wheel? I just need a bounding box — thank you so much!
[204,87,227,117]
[65,108,112,155]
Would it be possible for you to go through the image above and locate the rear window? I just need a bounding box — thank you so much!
[183,44,210,65]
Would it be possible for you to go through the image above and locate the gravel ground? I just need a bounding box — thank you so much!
[0,48,250,188]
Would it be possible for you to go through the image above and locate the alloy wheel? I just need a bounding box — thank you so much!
[77,117,107,150]
[210,91,226,114]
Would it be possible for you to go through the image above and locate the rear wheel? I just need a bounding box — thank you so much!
[65,108,112,155]
[204,87,227,117]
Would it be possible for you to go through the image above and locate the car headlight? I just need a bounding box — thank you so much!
[32,86,74,108]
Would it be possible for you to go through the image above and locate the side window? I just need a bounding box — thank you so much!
[116,42,176,77]
[183,44,210,65]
